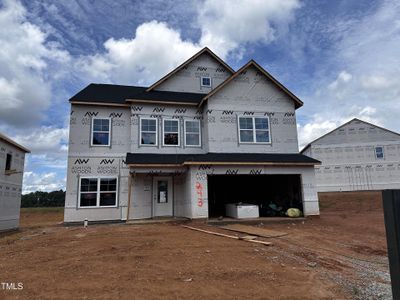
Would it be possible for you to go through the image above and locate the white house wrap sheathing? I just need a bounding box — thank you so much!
[302,119,400,192]
[0,136,28,231]
[65,50,319,223]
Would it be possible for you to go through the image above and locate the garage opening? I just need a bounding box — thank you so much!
[207,174,303,218]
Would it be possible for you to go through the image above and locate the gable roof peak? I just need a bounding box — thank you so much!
[200,59,303,109]
[146,47,234,92]
[300,117,400,153]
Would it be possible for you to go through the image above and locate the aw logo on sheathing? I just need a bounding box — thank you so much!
[222,110,234,115]
[84,112,98,117]
[150,114,162,118]
[225,169,239,175]
[153,107,165,113]
[264,112,275,116]
[284,112,295,117]
[174,108,187,114]
[243,111,254,115]
[131,106,143,112]
[74,159,89,165]
[198,164,212,170]
[100,159,115,165]
[196,109,203,115]
[109,112,123,118]
[249,169,262,175]
[197,66,207,71]
[206,109,213,114]
[216,67,226,73]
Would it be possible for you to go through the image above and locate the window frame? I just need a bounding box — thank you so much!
[200,76,212,88]
[140,117,158,146]
[5,153,12,171]
[90,117,111,147]
[375,146,384,159]
[184,120,201,147]
[78,176,118,208]
[237,116,271,144]
[162,118,180,147]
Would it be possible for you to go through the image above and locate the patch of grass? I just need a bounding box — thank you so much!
[21,207,64,214]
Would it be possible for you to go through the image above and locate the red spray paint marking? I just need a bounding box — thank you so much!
[195,181,203,207]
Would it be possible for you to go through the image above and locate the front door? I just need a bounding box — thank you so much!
[153,177,173,217]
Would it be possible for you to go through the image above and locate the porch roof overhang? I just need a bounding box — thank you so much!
[126,153,321,167]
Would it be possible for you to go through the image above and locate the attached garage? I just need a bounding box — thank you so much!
[207,174,303,218]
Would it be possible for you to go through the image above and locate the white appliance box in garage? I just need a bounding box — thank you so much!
[225,203,260,219]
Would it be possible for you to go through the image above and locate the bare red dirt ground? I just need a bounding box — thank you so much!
[0,192,391,299]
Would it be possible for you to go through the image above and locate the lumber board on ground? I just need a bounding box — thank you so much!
[220,224,288,238]
[182,225,272,246]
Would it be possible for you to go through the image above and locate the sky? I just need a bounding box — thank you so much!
[0,0,399,193]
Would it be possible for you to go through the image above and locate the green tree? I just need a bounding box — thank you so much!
[21,190,65,207]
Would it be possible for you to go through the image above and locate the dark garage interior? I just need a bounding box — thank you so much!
[207,174,303,218]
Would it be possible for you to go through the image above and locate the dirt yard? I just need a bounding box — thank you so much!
[0,192,391,299]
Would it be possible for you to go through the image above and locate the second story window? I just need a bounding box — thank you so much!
[201,76,212,88]
[91,118,111,146]
[5,154,12,171]
[140,118,158,146]
[163,119,180,146]
[375,146,384,159]
[238,117,270,144]
[185,120,201,147]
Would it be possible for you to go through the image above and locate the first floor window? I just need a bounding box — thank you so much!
[375,146,384,159]
[91,118,111,146]
[238,116,270,143]
[185,120,201,146]
[79,177,118,207]
[140,118,158,145]
[163,119,180,146]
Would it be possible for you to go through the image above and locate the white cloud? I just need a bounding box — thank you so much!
[298,105,380,150]
[77,1,301,84]
[361,75,395,90]
[298,119,338,149]
[23,171,65,193]
[198,0,301,58]
[299,1,400,145]
[76,21,201,85]
[12,126,69,193]
[12,126,68,153]
[0,0,70,127]
[328,70,352,90]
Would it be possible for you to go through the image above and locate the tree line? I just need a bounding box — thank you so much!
[21,190,65,207]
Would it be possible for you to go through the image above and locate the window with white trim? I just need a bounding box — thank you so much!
[238,117,270,143]
[375,146,384,159]
[163,119,180,146]
[91,118,111,146]
[79,177,118,207]
[201,76,212,87]
[140,118,158,146]
[185,120,201,147]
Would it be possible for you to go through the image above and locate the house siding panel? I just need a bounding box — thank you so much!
[154,53,231,94]
[0,140,26,231]
[307,119,400,192]
[206,66,298,153]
